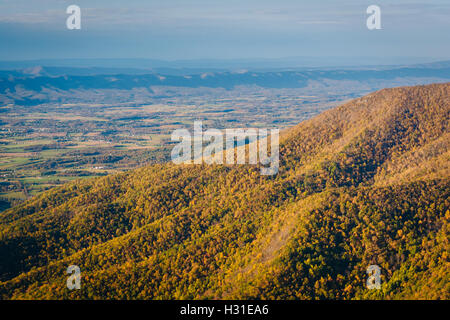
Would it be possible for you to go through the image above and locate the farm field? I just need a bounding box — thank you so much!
[0,87,347,211]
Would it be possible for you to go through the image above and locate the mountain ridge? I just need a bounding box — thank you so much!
[0,83,448,299]
[1,65,450,106]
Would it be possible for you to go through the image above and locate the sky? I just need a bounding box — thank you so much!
[0,0,449,64]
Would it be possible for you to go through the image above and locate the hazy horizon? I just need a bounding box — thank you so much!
[1,56,449,71]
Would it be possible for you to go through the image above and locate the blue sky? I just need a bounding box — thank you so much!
[1,0,449,63]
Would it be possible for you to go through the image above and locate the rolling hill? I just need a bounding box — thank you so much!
[0,83,448,299]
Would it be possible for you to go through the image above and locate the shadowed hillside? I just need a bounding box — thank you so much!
[0,83,448,299]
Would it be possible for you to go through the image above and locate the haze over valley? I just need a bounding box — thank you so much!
[1,60,449,212]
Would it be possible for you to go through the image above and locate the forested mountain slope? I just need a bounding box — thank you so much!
[0,83,448,299]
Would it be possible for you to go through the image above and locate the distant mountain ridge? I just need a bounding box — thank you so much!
[1,57,446,70]
[1,63,450,106]
[0,83,448,299]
